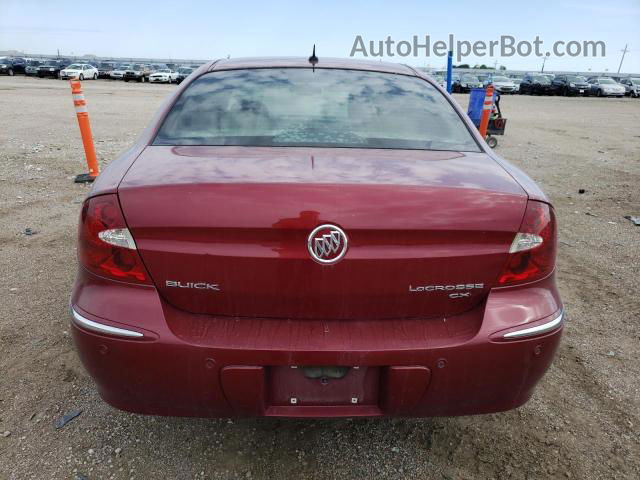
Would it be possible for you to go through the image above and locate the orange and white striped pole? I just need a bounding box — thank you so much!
[478,84,494,139]
[69,80,100,183]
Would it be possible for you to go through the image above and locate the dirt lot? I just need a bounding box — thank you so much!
[0,76,638,480]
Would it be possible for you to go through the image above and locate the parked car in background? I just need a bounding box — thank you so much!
[149,68,178,83]
[551,75,590,96]
[519,74,553,95]
[485,75,517,94]
[37,60,69,78]
[70,57,563,419]
[25,60,42,76]
[175,67,194,84]
[587,77,625,97]
[97,62,116,79]
[453,73,483,93]
[0,57,27,75]
[476,73,489,85]
[508,75,523,91]
[619,77,640,98]
[110,64,131,80]
[124,64,151,82]
[60,63,99,80]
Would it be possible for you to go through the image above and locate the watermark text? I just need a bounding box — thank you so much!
[350,35,606,62]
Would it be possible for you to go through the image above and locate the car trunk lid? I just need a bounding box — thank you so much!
[118,146,527,320]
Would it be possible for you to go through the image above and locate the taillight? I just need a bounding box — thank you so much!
[78,194,151,285]
[498,201,557,286]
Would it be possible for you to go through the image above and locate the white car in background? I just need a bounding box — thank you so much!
[149,68,178,83]
[486,75,517,94]
[110,65,131,80]
[60,64,98,80]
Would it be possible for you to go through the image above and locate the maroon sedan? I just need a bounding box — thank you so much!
[71,57,563,418]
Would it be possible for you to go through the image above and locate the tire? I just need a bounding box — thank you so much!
[563,87,569,96]
[597,89,602,97]
[79,74,84,81]
[8,68,14,76]
[487,136,498,148]
[93,73,97,80]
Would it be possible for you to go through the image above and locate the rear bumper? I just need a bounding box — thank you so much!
[71,269,563,418]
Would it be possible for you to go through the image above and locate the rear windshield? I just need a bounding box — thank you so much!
[154,68,480,152]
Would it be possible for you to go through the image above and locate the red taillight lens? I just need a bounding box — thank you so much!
[498,201,557,286]
[78,194,151,285]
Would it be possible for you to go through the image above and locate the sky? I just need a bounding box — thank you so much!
[1,0,639,73]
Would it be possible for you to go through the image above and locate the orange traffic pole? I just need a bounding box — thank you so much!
[478,84,494,139]
[69,80,100,183]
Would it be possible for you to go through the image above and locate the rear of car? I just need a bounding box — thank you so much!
[71,59,563,418]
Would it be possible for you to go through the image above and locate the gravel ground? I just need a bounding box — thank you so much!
[0,76,638,480]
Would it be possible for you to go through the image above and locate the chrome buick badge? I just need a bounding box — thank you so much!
[307,224,348,264]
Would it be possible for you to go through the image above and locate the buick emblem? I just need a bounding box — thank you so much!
[307,224,348,264]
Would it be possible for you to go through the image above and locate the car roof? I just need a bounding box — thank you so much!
[208,57,417,76]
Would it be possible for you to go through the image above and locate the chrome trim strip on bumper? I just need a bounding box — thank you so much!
[70,308,144,338]
[503,310,564,339]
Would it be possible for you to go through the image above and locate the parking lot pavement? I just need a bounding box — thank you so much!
[0,76,639,480]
